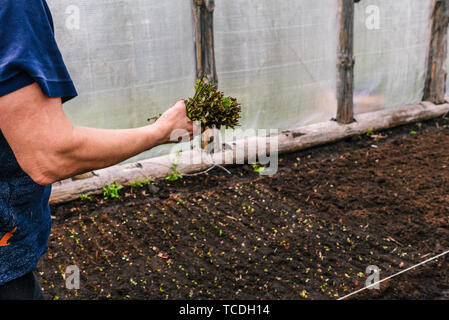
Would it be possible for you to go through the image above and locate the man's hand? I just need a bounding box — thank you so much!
[154,99,194,144]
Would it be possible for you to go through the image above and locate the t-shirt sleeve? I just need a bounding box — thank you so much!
[0,0,77,103]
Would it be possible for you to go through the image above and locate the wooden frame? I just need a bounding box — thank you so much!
[336,0,355,124]
[192,0,217,84]
[423,0,449,104]
[192,0,218,149]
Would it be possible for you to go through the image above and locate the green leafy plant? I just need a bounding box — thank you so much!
[147,78,241,130]
[103,181,124,199]
[79,193,92,201]
[166,164,183,181]
[130,178,153,188]
[166,152,183,181]
[185,78,241,129]
[252,163,266,174]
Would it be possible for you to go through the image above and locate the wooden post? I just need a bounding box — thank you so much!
[192,0,218,150]
[192,0,218,84]
[336,0,355,124]
[423,0,449,104]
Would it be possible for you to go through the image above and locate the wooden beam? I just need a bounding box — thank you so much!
[50,101,449,204]
[423,0,449,104]
[336,0,355,124]
[192,0,218,150]
[192,0,218,84]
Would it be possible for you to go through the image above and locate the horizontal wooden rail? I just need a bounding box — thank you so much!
[50,101,449,204]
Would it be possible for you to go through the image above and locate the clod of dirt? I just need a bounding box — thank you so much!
[148,184,160,194]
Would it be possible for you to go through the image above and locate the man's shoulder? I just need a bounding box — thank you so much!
[1,0,43,11]
[0,0,49,26]
[1,0,25,8]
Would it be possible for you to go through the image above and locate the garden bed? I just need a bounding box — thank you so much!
[37,116,449,300]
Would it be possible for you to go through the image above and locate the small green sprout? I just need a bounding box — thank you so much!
[79,193,92,201]
[130,178,153,188]
[252,163,266,174]
[166,152,183,181]
[166,170,183,181]
[103,181,124,199]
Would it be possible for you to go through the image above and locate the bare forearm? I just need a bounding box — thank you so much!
[50,124,166,181]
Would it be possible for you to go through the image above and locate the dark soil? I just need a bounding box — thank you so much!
[37,116,449,300]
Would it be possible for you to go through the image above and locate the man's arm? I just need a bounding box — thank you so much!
[0,83,194,185]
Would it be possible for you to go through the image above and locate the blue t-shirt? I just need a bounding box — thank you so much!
[0,0,77,285]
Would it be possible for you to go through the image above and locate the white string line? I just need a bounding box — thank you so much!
[183,164,231,176]
[182,148,232,177]
[338,248,449,300]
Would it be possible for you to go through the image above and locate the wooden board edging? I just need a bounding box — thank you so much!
[50,102,449,204]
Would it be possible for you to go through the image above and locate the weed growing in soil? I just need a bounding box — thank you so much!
[166,153,183,181]
[252,163,266,174]
[130,178,153,188]
[79,193,92,201]
[103,181,124,199]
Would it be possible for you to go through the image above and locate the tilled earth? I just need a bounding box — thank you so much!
[38,116,449,300]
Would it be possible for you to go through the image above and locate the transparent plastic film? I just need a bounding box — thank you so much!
[354,0,430,114]
[47,0,196,161]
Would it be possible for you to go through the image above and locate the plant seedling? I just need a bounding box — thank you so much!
[79,193,92,201]
[130,178,153,188]
[166,152,183,181]
[252,163,266,174]
[103,181,124,199]
[186,78,241,129]
[148,78,242,130]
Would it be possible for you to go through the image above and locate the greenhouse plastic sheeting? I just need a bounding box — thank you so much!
[47,0,197,161]
[214,0,338,131]
[353,0,430,114]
